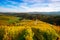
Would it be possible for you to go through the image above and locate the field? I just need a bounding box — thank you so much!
[0,14,60,40]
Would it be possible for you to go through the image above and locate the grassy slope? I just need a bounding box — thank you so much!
[53,26,60,37]
[0,15,60,40]
[0,15,19,26]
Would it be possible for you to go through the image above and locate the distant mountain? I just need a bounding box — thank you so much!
[0,11,60,16]
[29,11,60,16]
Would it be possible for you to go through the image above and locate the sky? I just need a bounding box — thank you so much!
[0,0,60,12]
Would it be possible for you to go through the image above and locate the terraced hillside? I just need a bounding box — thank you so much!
[0,15,60,40]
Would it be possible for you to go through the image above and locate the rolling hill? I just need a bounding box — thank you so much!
[0,14,60,40]
[0,20,60,40]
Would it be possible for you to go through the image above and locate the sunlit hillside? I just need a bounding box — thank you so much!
[0,15,20,26]
[0,15,60,40]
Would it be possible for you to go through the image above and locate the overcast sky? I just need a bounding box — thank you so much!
[0,0,60,12]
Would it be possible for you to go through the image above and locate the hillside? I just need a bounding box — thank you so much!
[0,15,20,26]
[0,18,60,40]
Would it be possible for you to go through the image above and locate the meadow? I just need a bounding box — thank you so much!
[0,13,60,40]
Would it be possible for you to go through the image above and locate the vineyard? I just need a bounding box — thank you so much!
[0,15,60,40]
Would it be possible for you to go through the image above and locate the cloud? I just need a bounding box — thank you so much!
[23,0,45,3]
[0,0,60,12]
[23,7,60,12]
[48,3,60,8]
[50,0,60,3]
[22,0,60,12]
[51,0,60,2]
[7,1,19,5]
[0,6,28,12]
[0,7,19,12]
[0,0,19,6]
